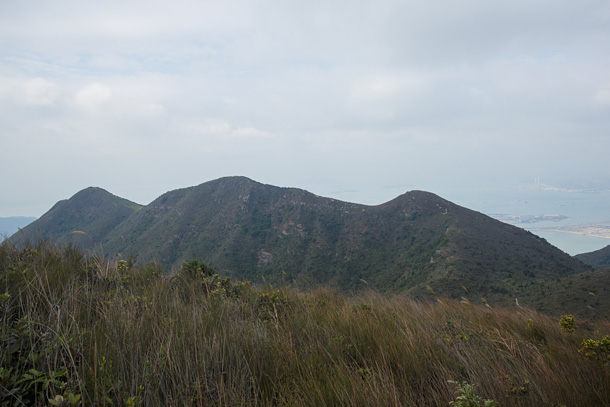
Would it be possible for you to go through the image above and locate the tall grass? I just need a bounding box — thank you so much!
[1,242,610,406]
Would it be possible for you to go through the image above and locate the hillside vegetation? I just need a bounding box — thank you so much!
[11,187,142,249]
[576,244,610,269]
[11,177,599,315]
[1,242,610,406]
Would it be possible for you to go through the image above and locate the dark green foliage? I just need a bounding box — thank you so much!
[255,289,291,322]
[176,258,251,299]
[576,244,610,269]
[9,187,142,250]
[179,258,215,279]
[0,305,82,406]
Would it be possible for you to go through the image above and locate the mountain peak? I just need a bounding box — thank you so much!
[70,186,112,200]
[202,175,258,185]
[10,186,142,247]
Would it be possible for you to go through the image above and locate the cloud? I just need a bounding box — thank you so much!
[180,121,275,141]
[230,127,274,139]
[0,0,609,217]
[348,73,427,103]
[594,82,610,106]
[16,78,61,106]
[73,83,113,111]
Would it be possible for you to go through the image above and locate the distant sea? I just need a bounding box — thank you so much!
[446,187,610,256]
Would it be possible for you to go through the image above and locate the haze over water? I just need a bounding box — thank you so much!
[446,185,610,256]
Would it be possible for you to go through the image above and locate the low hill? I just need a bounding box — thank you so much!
[10,187,142,248]
[9,176,599,314]
[575,244,610,269]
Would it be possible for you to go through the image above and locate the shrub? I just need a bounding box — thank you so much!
[256,289,291,322]
[580,335,610,362]
[179,258,216,279]
[0,315,82,406]
[448,381,496,407]
[559,314,577,332]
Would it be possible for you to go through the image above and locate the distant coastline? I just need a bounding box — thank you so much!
[526,222,610,240]
[489,213,568,225]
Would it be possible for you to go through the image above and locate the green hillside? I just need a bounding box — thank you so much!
[10,187,142,248]
[9,177,599,314]
[101,177,590,310]
[576,244,610,269]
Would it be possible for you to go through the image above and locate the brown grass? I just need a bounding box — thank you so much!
[1,242,610,406]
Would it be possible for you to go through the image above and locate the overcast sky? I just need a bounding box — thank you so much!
[1,0,609,217]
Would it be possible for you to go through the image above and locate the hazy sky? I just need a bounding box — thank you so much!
[1,0,610,217]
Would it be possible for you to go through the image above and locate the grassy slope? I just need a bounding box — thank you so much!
[1,243,610,406]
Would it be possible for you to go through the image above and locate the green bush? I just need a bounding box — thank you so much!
[256,289,291,322]
[448,381,496,407]
[580,335,610,362]
[179,258,216,279]
[0,314,82,406]
[559,314,577,332]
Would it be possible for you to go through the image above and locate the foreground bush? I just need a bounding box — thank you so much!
[1,242,610,406]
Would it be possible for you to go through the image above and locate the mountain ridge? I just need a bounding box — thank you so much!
[576,244,610,269]
[9,176,604,315]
